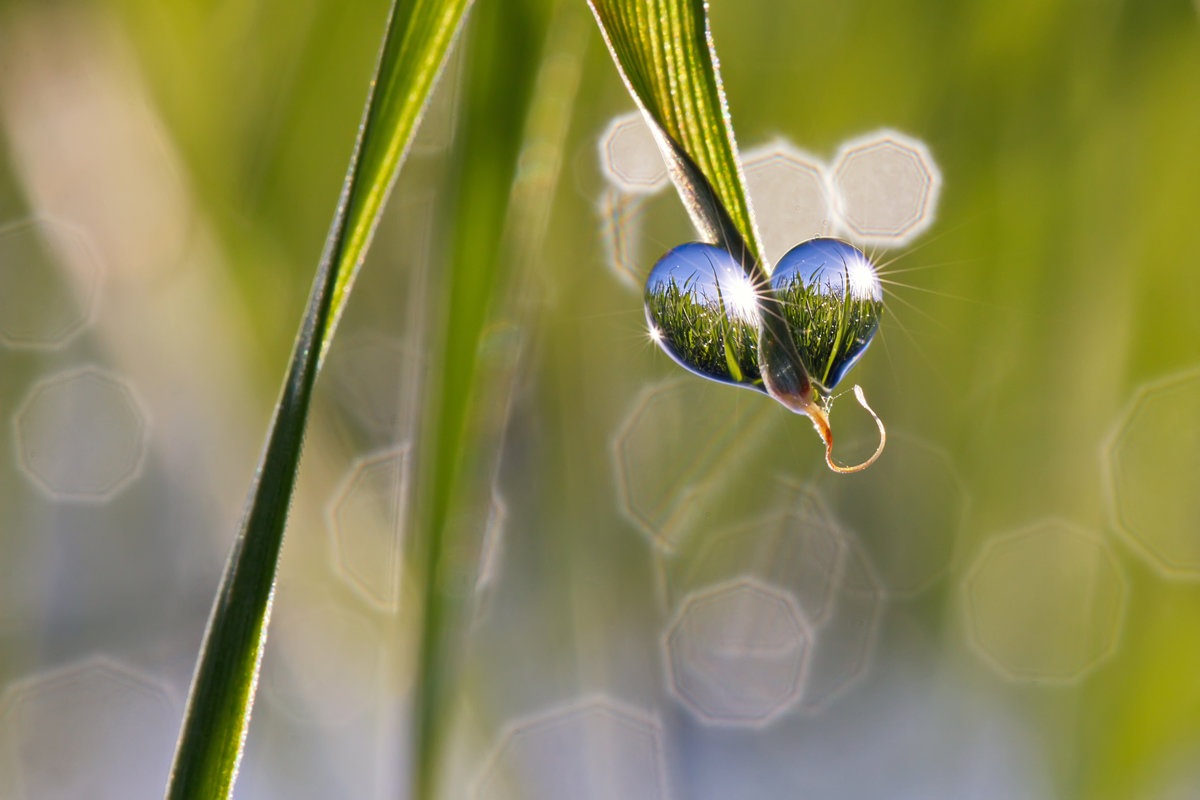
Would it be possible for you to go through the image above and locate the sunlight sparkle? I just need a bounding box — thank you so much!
[725,273,761,322]
[844,253,882,301]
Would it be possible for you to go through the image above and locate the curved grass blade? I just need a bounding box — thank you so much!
[164,1,473,797]
[409,1,574,796]
[588,0,817,417]
[586,0,764,272]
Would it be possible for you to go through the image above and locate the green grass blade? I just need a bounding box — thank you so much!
[324,0,477,353]
[409,1,579,797]
[588,0,816,414]
[587,0,765,271]
[164,1,472,797]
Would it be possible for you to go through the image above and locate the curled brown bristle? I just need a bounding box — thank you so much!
[802,385,886,474]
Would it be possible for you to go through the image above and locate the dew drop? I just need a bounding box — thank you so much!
[644,242,765,391]
[643,238,887,474]
[770,238,882,394]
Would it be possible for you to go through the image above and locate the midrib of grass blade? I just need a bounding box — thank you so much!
[164,1,473,798]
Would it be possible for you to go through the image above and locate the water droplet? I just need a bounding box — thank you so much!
[644,242,765,391]
[643,239,887,474]
[770,238,882,393]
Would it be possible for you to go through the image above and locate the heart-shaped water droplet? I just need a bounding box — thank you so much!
[644,242,765,390]
[644,238,886,473]
[770,238,883,395]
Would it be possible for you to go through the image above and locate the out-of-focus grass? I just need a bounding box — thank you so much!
[408,0,555,795]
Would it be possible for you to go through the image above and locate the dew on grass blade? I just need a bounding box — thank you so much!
[769,238,885,473]
[770,238,883,394]
[644,238,886,473]
[644,242,765,391]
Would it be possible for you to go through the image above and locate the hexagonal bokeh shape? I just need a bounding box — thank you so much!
[668,487,845,627]
[1105,370,1200,577]
[474,696,670,800]
[825,431,968,596]
[0,217,100,349]
[0,655,176,800]
[612,379,772,551]
[599,179,696,293]
[832,129,941,246]
[665,578,812,726]
[599,188,650,290]
[796,532,885,714]
[964,520,1127,683]
[13,367,149,501]
[742,141,835,266]
[599,111,668,193]
[327,446,409,611]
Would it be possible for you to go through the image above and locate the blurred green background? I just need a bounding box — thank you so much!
[1,0,1199,797]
